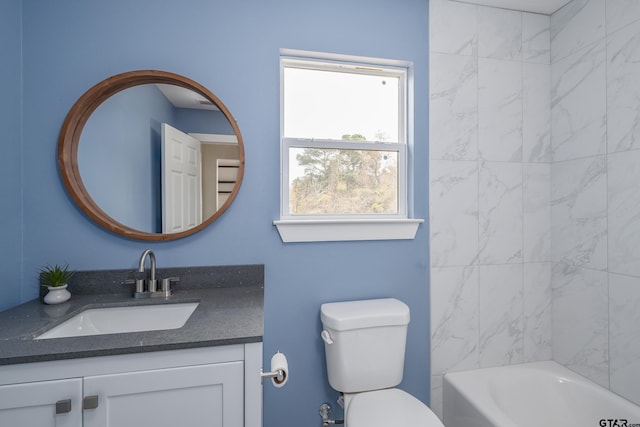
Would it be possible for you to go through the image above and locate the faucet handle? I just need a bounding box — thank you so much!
[126,278,149,298]
[125,278,146,296]
[161,277,180,292]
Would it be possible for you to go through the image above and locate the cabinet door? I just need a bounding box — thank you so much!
[83,361,244,427]
[0,378,82,427]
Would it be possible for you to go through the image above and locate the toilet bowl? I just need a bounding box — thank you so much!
[345,388,444,427]
[320,298,444,427]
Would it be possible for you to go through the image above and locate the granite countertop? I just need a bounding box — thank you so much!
[0,265,264,366]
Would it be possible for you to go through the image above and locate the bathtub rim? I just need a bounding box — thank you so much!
[443,360,640,427]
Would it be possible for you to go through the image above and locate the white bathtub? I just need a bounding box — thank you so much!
[443,361,640,427]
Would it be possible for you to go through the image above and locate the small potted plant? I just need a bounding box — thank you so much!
[39,264,75,305]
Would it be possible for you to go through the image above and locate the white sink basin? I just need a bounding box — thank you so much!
[35,302,199,340]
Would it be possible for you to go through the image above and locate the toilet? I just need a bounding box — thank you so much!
[320,298,444,427]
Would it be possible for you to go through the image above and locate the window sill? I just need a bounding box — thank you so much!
[273,218,424,243]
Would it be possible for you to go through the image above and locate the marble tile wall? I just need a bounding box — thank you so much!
[429,0,551,418]
[429,0,640,417]
[550,0,640,406]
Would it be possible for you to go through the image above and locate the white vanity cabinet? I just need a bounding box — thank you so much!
[0,377,82,427]
[84,362,244,427]
[0,343,262,427]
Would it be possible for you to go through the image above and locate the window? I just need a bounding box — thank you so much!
[274,51,422,242]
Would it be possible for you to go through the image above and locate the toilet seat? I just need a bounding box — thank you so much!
[346,388,444,427]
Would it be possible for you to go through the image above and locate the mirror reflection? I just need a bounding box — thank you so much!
[77,83,240,234]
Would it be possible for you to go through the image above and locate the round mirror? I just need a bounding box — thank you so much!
[58,70,245,241]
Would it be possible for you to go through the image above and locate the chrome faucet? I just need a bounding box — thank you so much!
[132,249,179,298]
[137,249,157,295]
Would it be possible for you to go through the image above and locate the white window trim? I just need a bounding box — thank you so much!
[275,49,423,243]
[273,219,423,243]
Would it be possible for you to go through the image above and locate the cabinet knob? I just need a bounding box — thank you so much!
[56,399,72,414]
[83,395,99,410]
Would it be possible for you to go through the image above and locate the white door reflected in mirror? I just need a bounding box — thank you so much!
[161,123,202,233]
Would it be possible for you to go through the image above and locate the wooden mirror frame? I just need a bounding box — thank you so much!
[58,70,245,241]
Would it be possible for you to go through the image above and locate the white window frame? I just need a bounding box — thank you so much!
[274,49,423,242]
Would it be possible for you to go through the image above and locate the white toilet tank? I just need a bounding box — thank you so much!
[320,298,410,393]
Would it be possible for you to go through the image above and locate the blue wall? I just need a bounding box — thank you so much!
[11,1,429,425]
[174,107,235,135]
[0,0,23,310]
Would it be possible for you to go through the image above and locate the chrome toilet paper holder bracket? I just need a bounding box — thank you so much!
[260,368,285,383]
[260,351,288,385]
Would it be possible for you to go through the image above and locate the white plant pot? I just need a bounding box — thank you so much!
[44,284,71,305]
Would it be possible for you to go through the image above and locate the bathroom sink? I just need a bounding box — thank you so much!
[35,302,199,340]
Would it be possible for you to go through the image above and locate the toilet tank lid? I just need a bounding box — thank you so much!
[320,298,410,331]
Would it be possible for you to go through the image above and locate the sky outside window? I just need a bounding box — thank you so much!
[283,67,400,143]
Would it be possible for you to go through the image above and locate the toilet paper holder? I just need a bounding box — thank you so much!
[260,351,288,386]
[260,368,285,382]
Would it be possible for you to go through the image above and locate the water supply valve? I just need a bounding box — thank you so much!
[319,403,344,426]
